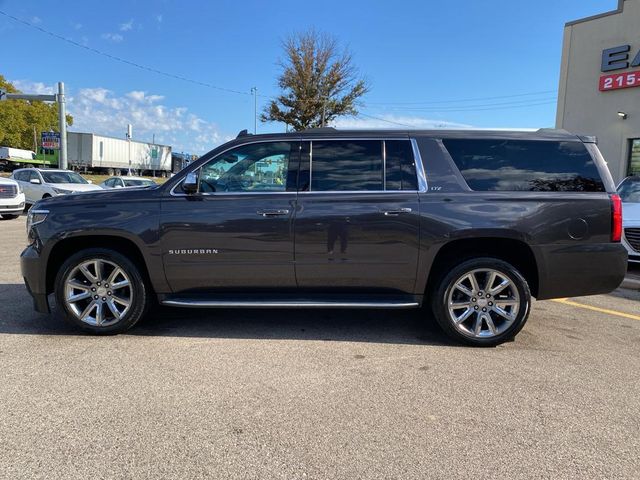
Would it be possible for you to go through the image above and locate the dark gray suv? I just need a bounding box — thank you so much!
[21,128,627,346]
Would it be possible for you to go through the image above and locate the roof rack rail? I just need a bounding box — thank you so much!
[302,127,338,133]
[236,129,252,138]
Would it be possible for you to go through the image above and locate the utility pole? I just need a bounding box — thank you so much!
[251,87,257,134]
[57,82,68,169]
[0,81,68,169]
[126,124,132,176]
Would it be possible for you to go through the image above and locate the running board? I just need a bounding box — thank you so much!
[161,298,419,309]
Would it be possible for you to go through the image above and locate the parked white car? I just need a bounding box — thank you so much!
[10,168,102,204]
[0,176,26,219]
[617,176,640,263]
[99,176,157,189]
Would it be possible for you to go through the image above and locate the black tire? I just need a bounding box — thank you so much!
[42,194,51,199]
[54,248,149,334]
[429,257,531,347]
[0,214,20,220]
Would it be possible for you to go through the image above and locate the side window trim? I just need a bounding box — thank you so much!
[302,138,423,193]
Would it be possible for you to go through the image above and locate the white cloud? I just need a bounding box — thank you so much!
[119,19,134,31]
[101,32,124,43]
[11,79,55,95]
[67,87,224,154]
[332,114,472,129]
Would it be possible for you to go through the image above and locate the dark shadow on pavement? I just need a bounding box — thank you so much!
[0,283,452,346]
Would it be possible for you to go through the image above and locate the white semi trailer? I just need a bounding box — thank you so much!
[67,132,172,177]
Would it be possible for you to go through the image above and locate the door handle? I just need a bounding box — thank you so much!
[256,209,290,217]
[381,208,412,216]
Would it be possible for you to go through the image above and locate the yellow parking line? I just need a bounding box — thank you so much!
[552,298,640,321]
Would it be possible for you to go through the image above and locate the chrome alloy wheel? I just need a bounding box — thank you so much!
[64,259,132,327]
[447,268,520,339]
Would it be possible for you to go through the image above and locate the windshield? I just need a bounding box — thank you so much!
[41,171,89,184]
[617,177,640,203]
[124,179,156,187]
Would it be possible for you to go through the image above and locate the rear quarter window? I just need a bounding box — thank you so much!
[442,139,605,192]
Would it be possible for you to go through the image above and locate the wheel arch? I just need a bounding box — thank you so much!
[425,237,539,298]
[45,235,153,295]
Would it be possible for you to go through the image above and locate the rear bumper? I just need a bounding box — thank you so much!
[20,244,50,313]
[534,243,628,300]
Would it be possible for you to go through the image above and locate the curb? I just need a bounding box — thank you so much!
[621,277,640,291]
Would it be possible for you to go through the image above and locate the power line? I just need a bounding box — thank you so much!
[365,90,557,106]
[376,97,558,112]
[354,113,414,127]
[0,10,253,97]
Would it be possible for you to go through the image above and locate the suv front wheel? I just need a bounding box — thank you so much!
[431,257,531,347]
[54,248,149,334]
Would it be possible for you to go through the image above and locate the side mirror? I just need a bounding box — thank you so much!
[183,171,199,194]
[30,178,41,185]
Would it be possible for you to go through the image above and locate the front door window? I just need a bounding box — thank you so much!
[198,142,293,193]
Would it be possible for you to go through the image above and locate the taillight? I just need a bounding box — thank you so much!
[611,194,622,242]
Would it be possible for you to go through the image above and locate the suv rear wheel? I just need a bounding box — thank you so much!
[54,248,149,334]
[430,257,531,347]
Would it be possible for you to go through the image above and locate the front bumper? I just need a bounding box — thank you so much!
[0,193,26,215]
[20,244,50,313]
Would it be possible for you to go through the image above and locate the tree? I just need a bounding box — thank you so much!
[261,31,369,131]
[0,75,73,151]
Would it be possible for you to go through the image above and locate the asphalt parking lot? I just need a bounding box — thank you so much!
[1,216,639,479]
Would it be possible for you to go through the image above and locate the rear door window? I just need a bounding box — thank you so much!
[311,140,383,191]
[442,139,605,192]
[385,140,418,191]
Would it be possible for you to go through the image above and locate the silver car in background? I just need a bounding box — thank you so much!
[618,176,640,263]
[99,176,157,189]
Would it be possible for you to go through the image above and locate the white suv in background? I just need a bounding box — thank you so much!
[0,176,26,219]
[10,168,102,205]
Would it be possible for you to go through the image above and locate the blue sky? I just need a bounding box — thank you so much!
[1,0,617,154]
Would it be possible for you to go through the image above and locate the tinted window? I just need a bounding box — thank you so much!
[13,171,26,181]
[198,142,294,193]
[385,140,418,191]
[442,139,605,192]
[124,179,155,187]
[40,171,88,184]
[311,140,383,191]
[629,139,640,176]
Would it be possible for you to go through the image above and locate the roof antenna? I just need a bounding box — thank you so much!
[236,129,253,138]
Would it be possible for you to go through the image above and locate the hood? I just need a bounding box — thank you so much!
[0,177,18,186]
[622,202,640,225]
[50,183,103,193]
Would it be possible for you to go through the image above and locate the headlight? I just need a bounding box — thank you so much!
[26,209,49,232]
[52,187,72,195]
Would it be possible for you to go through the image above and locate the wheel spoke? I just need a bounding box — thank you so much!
[489,278,510,296]
[474,315,484,335]
[450,301,472,309]
[80,301,97,321]
[484,314,497,334]
[484,271,497,292]
[67,280,90,291]
[466,273,480,294]
[106,299,121,318]
[79,264,99,283]
[493,305,516,322]
[95,302,104,325]
[111,279,130,290]
[106,267,124,286]
[68,291,91,302]
[455,283,473,297]
[112,295,131,307]
[455,308,475,324]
